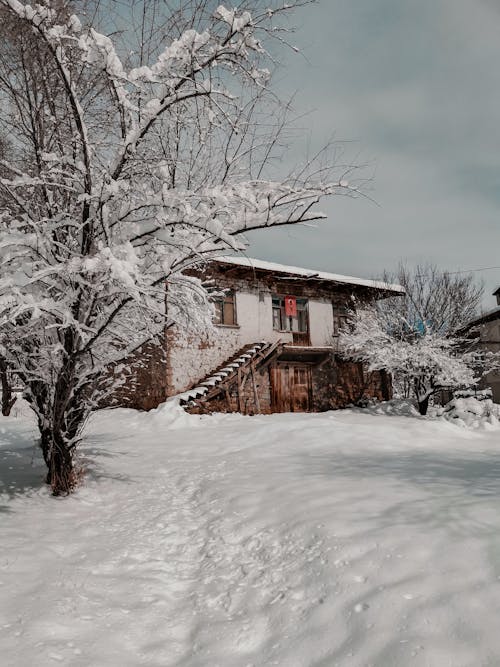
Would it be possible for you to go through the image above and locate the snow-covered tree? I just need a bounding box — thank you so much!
[340,308,478,415]
[339,264,494,415]
[0,0,355,494]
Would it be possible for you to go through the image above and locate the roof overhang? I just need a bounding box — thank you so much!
[213,256,405,296]
[463,306,500,330]
[277,345,333,364]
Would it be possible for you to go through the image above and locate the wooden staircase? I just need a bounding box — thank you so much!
[178,341,281,411]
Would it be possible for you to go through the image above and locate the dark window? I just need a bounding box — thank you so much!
[272,296,308,332]
[214,290,237,326]
[332,304,351,336]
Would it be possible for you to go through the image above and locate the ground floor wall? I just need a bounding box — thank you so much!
[189,363,273,415]
[106,341,392,414]
[189,353,392,415]
[311,355,391,410]
[479,374,500,403]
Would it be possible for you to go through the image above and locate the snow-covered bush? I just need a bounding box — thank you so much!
[437,396,500,429]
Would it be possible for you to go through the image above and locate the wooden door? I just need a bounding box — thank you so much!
[292,366,312,411]
[270,364,312,413]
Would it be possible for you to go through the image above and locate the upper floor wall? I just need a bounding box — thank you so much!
[218,286,336,348]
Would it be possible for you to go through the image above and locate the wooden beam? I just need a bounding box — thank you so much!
[250,362,261,414]
[225,388,232,411]
[237,368,243,413]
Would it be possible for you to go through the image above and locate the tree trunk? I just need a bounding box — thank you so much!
[29,354,83,495]
[47,434,76,496]
[0,356,16,416]
[40,426,76,495]
[418,395,430,416]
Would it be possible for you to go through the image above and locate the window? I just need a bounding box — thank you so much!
[272,295,308,332]
[332,304,350,336]
[214,290,237,326]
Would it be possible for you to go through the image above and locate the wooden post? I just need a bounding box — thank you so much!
[237,368,243,413]
[250,363,261,414]
[225,387,232,411]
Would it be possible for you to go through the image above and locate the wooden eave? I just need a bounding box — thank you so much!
[277,345,332,364]
[213,263,399,300]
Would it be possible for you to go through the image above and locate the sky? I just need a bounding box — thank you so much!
[246,0,500,310]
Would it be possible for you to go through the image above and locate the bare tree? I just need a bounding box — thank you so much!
[380,262,484,337]
[0,0,356,494]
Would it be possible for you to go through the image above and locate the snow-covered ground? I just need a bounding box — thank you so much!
[2,402,500,667]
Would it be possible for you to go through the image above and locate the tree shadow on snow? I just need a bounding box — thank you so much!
[298,449,500,537]
[0,426,133,512]
[0,429,46,511]
[78,446,133,486]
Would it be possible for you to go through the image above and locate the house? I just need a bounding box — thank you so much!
[111,256,404,413]
[462,286,500,403]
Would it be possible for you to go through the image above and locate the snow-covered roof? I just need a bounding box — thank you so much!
[216,256,405,294]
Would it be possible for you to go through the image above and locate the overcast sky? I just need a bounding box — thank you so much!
[246,0,500,309]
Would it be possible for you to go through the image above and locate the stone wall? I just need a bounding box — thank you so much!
[166,324,241,395]
[311,354,391,410]
[104,338,169,411]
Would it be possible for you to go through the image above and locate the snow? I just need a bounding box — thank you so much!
[216,256,405,294]
[436,396,500,429]
[2,401,500,666]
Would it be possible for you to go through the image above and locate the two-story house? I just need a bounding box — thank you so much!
[111,256,404,413]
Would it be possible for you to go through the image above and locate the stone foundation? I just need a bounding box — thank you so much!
[311,354,391,410]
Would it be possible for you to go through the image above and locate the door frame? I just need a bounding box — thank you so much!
[270,361,313,413]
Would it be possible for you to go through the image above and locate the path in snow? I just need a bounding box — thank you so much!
[2,402,500,666]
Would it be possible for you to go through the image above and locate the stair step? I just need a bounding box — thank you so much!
[201,377,222,387]
[180,340,279,409]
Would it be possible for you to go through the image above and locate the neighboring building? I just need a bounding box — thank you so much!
[462,287,500,403]
[111,257,404,413]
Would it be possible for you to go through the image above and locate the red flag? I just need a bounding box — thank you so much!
[284,296,297,317]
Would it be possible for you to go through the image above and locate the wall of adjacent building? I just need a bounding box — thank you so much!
[478,319,500,402]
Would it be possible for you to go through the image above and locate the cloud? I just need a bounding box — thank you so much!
[246,0,500,306]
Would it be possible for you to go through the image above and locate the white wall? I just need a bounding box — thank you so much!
[308,299,335,346]
[234,290,335,347]
[235,290,293,345]
[168,325,241,394]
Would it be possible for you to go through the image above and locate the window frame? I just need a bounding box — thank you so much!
[332,303,351,336]
[213,289,238,327]
[272,295,309,333]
